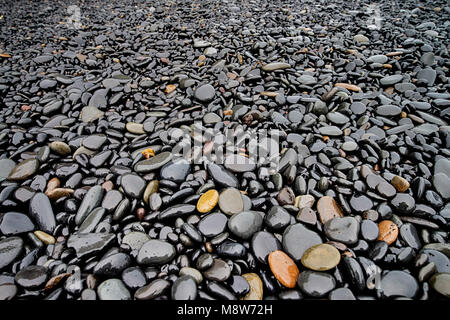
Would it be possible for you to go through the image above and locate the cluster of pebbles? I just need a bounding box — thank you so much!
[0,0,449,300]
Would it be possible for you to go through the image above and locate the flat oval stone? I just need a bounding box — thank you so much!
[121,173,146,198]
[197,213,228,237]
[97,279,130,300]
[122,232,151,251]
[301,243,341,271]
[171,275,197,300]
[376,182,397,198]
[268,250,299,288]
[349,195,373,213]
[282,223,323,261]
[251,231,282,264]
[228,211,263,239]
[227,275,250,296]
[134,152,173,173]
[329,287,356,300]
[179,267,203,284]
[380,74,403,86]
[15,265,47,289]
[224,154,256,173]
[376,105,402,116]
[102,190,123,213]
[78,207,106,233]
[137,240,176,266]
[134,279,170,300]
[75,185,104,225]
[241,273,263,300]
[126,122,145,134]
[324,217,360,245]
[121,267,147,290]
[207,163,239,188]
[94,252,132,277]
[430,273,450,298]
[197,189,219,213]
[277,187,295,205]
[8,158,39,181]
[0,237,24,270]
[0,212,35,235]
[29,192,56,233]
[203,259,231,282]
[0,159,16,182]
[160,158,191,183]
[377,270,419,299]
[264,206,291,230]
[158,204,196,220]
[297,270,336,298]
[262,62,290,72]
[391,193,415,214]
[0,284,17,300]
[377,220,399,245]
[218,187,243,215]
[360,220,379,242]
[317,196,343,224]
[67,233,115,258]
[194,84,215,102]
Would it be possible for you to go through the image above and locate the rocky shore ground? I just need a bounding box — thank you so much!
[0,0,449,300]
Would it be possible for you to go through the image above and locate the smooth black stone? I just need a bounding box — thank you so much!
[360,219,379,242]
[377,270,419,299]
[29,192,56,233]
[282,223,322,261]
[400,223,422,250]
[342,257,366,292]
[264,206,291,230]
[160,159,191,183]
[0,237,24,270]
[121,267,147,290]
[0,212,35,235]
[369,241,389,262]
[94,253,132,277]
[207,163,239,188]
[422,249,450,273]
[349,195,373,213]
[251,231,282,264]
[171,275,197,300]
[203,259,231,282]
[134,279,170,300]
[297,270,336,298]
[216,241,247,258]
[228,210,263,240]
[121,173,146,198]
[227,275,250,296]
[324,217,360,245]
[158,204,196,220]
[75,185,104,225]
[206,281,236,300]
[137,240,176,266]
[391,193,415,214]
[15,265,47,289]
[67,233,115,258]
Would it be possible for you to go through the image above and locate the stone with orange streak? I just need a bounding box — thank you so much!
[377,220,399,245]
[197,189,219,213]
[268,250,299,288]
[316,196,344,224]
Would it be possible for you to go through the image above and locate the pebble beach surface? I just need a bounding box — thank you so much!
[0,0,449,300]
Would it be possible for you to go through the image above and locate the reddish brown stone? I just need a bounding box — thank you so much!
[316,196,344,224]
[268,250,299,289]
[377,220,399,245]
